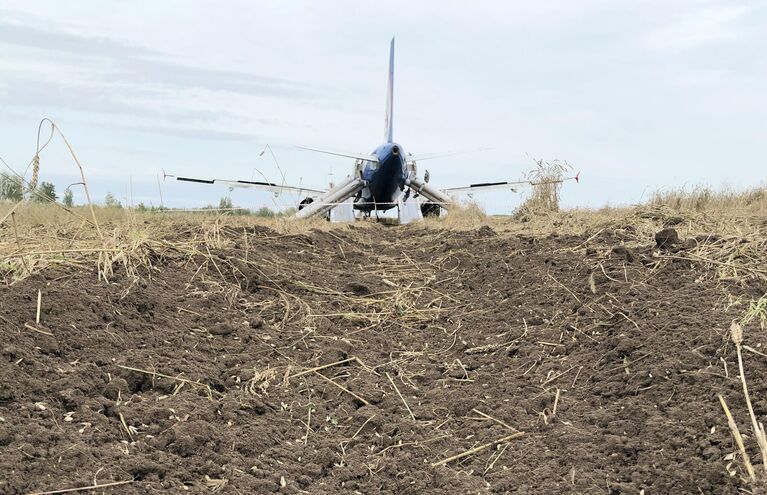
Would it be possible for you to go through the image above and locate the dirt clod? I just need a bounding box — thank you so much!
[655,227,679,248]
[209,322,235,336]
[249,317,265,329]
[611,245,635,262]
[665,216,685,226]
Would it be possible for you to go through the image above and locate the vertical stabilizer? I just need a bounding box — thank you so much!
[384,37,394,143]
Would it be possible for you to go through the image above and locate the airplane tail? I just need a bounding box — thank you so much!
[384,37,394,143]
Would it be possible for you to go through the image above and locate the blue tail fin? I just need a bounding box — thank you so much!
[384,37,394,143]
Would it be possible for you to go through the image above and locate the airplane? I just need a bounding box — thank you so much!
[167,38,579,223]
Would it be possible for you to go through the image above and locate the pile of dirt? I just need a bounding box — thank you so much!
[1,223,765,494]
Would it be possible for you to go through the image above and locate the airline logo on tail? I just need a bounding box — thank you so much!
[384,37,394,143]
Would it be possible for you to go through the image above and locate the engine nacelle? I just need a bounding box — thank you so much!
[298,197,314,210]
[420,202,441,217]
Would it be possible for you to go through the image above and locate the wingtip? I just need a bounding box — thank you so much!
[575,171,580,183]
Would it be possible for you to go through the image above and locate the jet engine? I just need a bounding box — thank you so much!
[298,197,315,210]
[420,202,441,217]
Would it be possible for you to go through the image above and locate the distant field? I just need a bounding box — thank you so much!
[1,189,766,494]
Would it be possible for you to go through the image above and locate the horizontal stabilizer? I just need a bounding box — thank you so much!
[297,146,379,163]
[407,148,490,163]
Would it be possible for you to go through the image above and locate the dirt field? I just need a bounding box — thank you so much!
[1,215,766,494]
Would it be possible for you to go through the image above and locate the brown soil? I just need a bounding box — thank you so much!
[1,224,765,494]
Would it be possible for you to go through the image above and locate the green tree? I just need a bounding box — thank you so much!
[0,173,23,201]
[218,196,233,210]
[63,189,74,207]
[255,206,275,218]
[104,192,122,208]
[278,207,297,218]
[33,181,57,203]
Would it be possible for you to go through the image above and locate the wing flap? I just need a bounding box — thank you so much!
[177,177,215,185]
[442,180,528,194]
[442,173,579,195]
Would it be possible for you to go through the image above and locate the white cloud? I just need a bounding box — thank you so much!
[645,4,753,52]
[0,1,764,212]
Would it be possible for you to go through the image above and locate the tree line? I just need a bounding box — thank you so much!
[0,174,289,217]
[0,173,74,206]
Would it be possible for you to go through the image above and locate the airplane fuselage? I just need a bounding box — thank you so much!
[356,142,407,212]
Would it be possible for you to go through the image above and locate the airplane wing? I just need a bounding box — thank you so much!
[168,173,325,196]
[296,146,379,163]
[442,173,580,195]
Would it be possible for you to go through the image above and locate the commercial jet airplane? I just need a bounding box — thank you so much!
[168,38,579,223]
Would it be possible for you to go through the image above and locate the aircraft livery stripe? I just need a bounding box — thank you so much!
[469,181,508,188]
[237,180,278,187]
[177,177,215,184]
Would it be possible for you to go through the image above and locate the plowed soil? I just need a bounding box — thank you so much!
[1,223,766,494]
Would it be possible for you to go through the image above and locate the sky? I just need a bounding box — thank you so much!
[0,0,765,213]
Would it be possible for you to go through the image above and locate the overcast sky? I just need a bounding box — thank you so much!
[0,1,765,212]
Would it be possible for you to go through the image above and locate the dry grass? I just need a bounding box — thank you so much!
[720,319,767,484]
[3,183,767,287]
[0,200,352,285]
[650,185,767,214]
[427,201,488,230]
[522,159,572,212]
